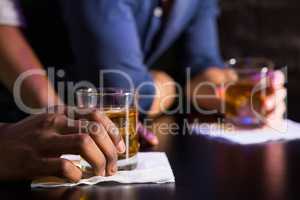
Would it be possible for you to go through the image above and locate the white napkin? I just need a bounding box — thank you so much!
[31,152,175,188]
[191,119,300,145]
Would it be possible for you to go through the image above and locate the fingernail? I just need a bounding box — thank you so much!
[117,140,126,153]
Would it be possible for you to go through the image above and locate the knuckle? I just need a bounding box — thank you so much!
[103,122,119,139]
[90,124,107,139]
[107,121,117,131]
[89,122,103,133]
[42,114,60,128]
[105,121,118,133]
[77,134,92,149]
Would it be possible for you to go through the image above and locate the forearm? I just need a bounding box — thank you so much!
[0,26,61,108]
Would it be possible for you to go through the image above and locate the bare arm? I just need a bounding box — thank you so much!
[0,26,62,109]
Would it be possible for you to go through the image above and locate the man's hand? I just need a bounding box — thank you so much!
[0,107,125,182]
[188,67,237,110]
[188,67,286,126]
[263,71,286,127]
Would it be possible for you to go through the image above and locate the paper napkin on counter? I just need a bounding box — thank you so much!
[191,119,300,145]
[31,152,175,188]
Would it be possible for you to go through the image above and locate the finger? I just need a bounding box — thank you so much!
[266,101,286,120]
[270,70,285,89]
[90,111,125,153]
[38,158,82,182]
[224,68,238,83]
[264,101,286,130]
[203,67,228,85]
[46,134,107,176]
[138,123,159,146]
[264,89,287,111]
[63,108,125,152]
[88,122,118,176]
[275,88,287,101]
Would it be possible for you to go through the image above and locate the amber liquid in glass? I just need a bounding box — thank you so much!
[225,80,271,127]
[104,108,139,170]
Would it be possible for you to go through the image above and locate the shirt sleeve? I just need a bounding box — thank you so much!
[0,0,24,26]
[181,0,224,76]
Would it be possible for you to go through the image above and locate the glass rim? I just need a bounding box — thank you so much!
[76,87,135,96]
[225,57,275,72]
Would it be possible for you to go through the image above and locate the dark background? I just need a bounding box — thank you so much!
[218,0,300,121]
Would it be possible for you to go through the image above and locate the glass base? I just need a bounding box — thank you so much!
[79,154,138,178]
[226,116,264,128]
[117,154,138,170]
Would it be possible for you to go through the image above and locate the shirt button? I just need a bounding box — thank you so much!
[154,7,163,18]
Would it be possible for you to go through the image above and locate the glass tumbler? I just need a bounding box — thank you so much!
[224,58,275,127]
[76,88,139,170]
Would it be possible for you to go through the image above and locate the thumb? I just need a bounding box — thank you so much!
[138,122,159,146]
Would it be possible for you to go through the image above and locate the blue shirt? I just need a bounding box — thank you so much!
[60,0,224,112]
